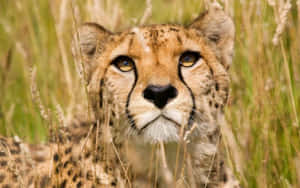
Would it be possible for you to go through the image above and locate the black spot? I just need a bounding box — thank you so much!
[79,170,83,177]
[92,156,100,163]
[97,146,101,151]
[55,166,60,174]
[60,179,67,188]
[40,176,50,187]
[63,161,69,168]
[85,152,91,159]
[205,88,211,95]
[169,27,179,32]
[65,147,72,154]
[209,67,214,75]
[111,181,117,186]
[0,160,7,167]
[86,171,93,180]
[2,184,10,188]
[215,103,219,108]
[109,119,114,126]
[12,174,17,180]
[67,169,73,176]
[72,174,78,182]
[0,173,5,183]
[105,166,113,173]
[69,156,74,162]
[0,151,6,157]
[215,83,219,91]
[176,35,182,44]
[53,153,59,162]
[208,134,214,142]
[0,138,7,144]
[111,110,116,117]
[223,171,228,182]
[220,160,224,167]
[10,149,19,154]
[12,141,19,147]
[209,34,220,42]
[88,47,96,56]
[76,181,82,188]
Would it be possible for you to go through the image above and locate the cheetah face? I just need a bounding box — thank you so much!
[74,6,234,143]
[103,26,215,143]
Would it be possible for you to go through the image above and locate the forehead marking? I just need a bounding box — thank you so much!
[131,27,151,53]
[176,34,183,45]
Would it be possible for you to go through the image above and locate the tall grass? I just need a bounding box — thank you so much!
[0,0,299,187]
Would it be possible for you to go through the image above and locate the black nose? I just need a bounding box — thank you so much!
[143,84,178,109]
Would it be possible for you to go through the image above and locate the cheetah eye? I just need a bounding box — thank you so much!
[111,56,135,72]
[179,51,201,67]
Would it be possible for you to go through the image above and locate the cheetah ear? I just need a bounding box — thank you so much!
[189,3,235,70]
[72,23,112,79]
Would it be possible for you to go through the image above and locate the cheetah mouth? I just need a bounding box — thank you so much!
[138,114,181,134]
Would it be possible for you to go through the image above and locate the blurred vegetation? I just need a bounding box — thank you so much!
[0,0,299,187]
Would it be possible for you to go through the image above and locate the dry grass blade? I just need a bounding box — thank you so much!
[50,0,73,98]
[267,0,276,6]
[186,153,196,188]
[204,132,221,188]
[71,0,95,124]
[298,0,300,22]
[0,0,299,187]
[55,103,65,127]
[140,0,152,25]
[272,0,292,45]
[174,122,186,181]
[268,0,299,127]
[0,47,13,123]
[1,47,13,84]
[111,141,132,187]
[159,141,173,185]
[221,117,243,174]
[88,0,122,30]
[222,168,240,188]
[280,40,299,127]
[295,154,300,185]
[30,66,50,124]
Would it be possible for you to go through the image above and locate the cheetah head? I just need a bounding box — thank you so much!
[73,5,234,143]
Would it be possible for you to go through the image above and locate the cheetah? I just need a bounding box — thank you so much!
[0,3,240,188]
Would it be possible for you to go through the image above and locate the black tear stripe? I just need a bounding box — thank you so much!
[99,66,137,129]
[126,68,138,130]
[178,65,196,129]
[99,79,104,108]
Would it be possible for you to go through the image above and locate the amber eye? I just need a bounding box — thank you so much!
[112,56,135,72]
[179,51,201,67]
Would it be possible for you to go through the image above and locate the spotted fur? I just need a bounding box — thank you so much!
[0,3,239,188]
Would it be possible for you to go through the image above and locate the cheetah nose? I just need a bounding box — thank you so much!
[143,84,178,109]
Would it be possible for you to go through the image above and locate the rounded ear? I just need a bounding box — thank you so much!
[72,23,112,80]
[189,3,235,70]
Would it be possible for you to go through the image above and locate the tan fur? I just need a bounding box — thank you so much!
[0,121,122,188]
[0,4,239,188]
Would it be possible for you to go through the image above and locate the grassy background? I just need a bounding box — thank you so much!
[0,0,299,187]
